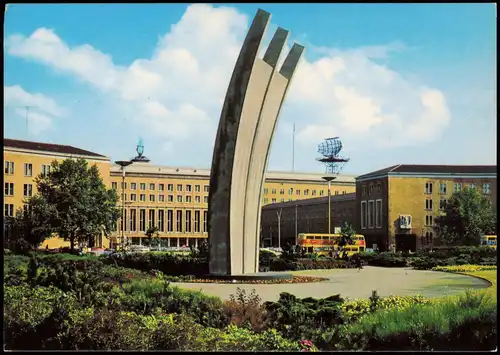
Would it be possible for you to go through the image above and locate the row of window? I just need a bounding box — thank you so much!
[112,182,209,193]
[4,161,51,177]
[4,183,33,197]
[425,182,492,195]
[263,188,348,196]
[360,199,383,229]
[425,198,448,210]
[361,183,382,196]
[122,193,208,203]
[116,209,208,234]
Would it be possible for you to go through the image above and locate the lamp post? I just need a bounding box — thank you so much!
[115,160,133,250]
[322,176,336,235]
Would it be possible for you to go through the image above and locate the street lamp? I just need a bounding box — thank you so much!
[322,176,336,235]
[115,160,133,250]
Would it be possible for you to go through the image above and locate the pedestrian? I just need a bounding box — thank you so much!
[356,254,363,271]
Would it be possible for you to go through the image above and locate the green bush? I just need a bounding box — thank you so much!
[337,290,497,351]
[357,252,407,267]
[270,258,354,271]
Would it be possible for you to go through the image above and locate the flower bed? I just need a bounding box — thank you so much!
[166,275,329,284]
[432,265,497,273]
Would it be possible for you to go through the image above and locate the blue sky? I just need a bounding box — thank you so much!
[4,4,496,175]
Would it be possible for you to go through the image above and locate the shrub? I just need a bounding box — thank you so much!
[223,288,268,332]
[358,252,407,267]
[270,258,354,271]
[337,290,497,351]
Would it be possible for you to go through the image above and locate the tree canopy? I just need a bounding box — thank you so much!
[35,158,120,252]
[434,188,497,246]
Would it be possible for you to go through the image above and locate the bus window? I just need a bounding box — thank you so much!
[322,236,329,240]
[307,247,313,253]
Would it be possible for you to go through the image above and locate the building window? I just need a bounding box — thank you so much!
[149,183,155,191]
[167,210,173,232]
[130,193,136,201]
[264,198,268,204]
[368,200,374,228]
[168,184,174,192]
[319,190,324,196]
[272,198,276,203]
[361,185,366,196]
[158,210,165,232]
[41,164,51,177]
[148,209,155,228]
[280,189,285,195]
[186,185,192,192]
[288,188,293,194]
[140,183,146,191]
[304,189,309,196]
[159,195,165,202]
[168,195,174,202]
[195,196,201,203]
[425,182,433,194]
[453,183,462,193]
[194,210,200,233]
[425,199,433,210]
[376,183,382,193]
[119,182,126,190]
[186,196,192,203]
[342,191,346,194]
[296,190,300,196]
[335,191,339,195]
[177,195,183,203]
[312,190,316,196]
[204,196,208,203]
[361,201,367,229]
[23,184,33,197]
[140,194,146,202]
[264,188,268,194]
[439,183,447,194]
[194,185,200,192]
[280,198,284,202]
[130,209,136,232]
[139,209,146,232]
[203,210,208,232]
[425,215,433,226]
[176,210,183,232]
[204,185,209,193]
[375,199,382,228]
[439,199,447,210]
[24,163,33,177]
[131,183,136,190]
[4,161,14,174]
[149,195,155,202]
[4,204,14,217]
[368,185,374,195]
[468,183,475,190]
[5,183,14,196]
[272,188,276,194]
[112,182,118,190]
[482,183,492,195]
[177,184,183,192]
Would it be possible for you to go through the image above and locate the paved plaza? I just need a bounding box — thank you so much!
[174,267,491,302]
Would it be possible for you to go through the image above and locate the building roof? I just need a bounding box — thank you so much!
[263,192,356,210]
[4,138,108,158]
[357,164,497,181]
[110,162,357,184]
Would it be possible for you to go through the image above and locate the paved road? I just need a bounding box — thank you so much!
[173,267,490,302]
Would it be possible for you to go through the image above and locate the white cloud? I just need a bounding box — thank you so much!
[5,4,451,156]
[4,85,67,135]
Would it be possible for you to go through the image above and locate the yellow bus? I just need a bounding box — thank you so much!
[480,235,497,250]
[297,233,366,257]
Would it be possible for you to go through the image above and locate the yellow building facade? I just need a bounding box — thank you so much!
[356,165,497,252]
[3,138,356,249]
[110,162,356,247]
[3,139,111,249]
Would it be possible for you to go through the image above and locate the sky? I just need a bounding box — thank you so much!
[4,3,497,175]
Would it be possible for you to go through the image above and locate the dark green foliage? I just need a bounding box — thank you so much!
[189,240,209,259]
[270,258,355,271]
[35,158,120,252]
[27,255,39,286]
[434,188,497,246]
[263,292,345,346]
[357,252,407,267]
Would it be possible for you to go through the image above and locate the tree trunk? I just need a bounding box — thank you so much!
[70,234,75,253]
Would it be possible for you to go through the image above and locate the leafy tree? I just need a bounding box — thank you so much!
[4,195,56,253]
[35,158,120,253]
[144,226,160,247]
[338,222,356,256]
[434,188,497,246]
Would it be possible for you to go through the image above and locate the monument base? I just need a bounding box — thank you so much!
[203,272,293,281]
